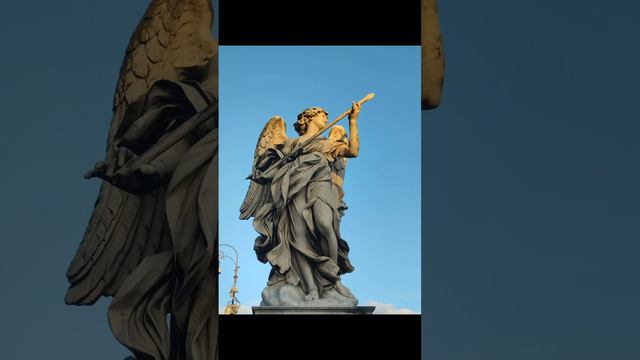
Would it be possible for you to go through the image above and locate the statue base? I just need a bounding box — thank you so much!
[252,306,375,315]
[260,281,359,307]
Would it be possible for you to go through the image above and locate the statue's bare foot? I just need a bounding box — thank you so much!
[304,288,319,301]
[335,281,354,298]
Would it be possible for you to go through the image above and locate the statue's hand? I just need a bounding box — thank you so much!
[348,101,361,121]
[85,145,138,178]
[248,170,268,185]
[287,147,304,162]
[84,160,110,180]
[84,145,163,194]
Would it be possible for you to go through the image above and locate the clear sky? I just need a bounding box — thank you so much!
[218,46,422,314]
[0,2,149,359]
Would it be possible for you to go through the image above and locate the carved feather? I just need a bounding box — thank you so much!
[111,0,216,143]
[253,116,288,160]
[239,116,288,220]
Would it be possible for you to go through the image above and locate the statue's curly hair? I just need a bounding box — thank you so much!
[294,106,328,135]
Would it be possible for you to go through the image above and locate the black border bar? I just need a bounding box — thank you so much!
[219,0,421,45]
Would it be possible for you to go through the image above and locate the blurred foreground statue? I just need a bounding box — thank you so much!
[240,95,374,308]
[422,0,445,110]
[65,1,218,359]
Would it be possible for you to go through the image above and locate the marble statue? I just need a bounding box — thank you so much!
[65,1,218,359]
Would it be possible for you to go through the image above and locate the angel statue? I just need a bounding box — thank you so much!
[65,1,219,359]
[240,94,374,307]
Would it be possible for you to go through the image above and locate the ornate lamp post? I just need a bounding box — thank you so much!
[219,244,241,314]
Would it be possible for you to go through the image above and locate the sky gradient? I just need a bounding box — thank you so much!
[0,2,148,359]
[423,1,640,358]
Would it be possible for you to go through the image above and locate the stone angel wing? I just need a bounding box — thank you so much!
[65,0,216,305]
[239,116,288,220]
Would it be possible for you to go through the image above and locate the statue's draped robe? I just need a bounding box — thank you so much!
[107,80,217,360]
[253,138,354,294]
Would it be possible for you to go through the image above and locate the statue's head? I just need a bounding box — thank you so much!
[295,107,328,135]
[329,125,347,142]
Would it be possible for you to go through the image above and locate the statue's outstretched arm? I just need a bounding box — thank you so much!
[337,102,361,158]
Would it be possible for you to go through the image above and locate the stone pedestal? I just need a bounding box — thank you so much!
[260,282,359,307]
[252,306,375,315]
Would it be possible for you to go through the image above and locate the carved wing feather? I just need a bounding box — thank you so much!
[111,0,216,145]
[239,116,288,220]
[66,0,215,305]
[253,116,288,160]
[66,183,171,305]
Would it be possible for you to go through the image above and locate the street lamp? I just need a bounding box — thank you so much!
[219,244,240,315]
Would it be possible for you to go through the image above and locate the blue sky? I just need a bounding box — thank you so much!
[218,46,422,313]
